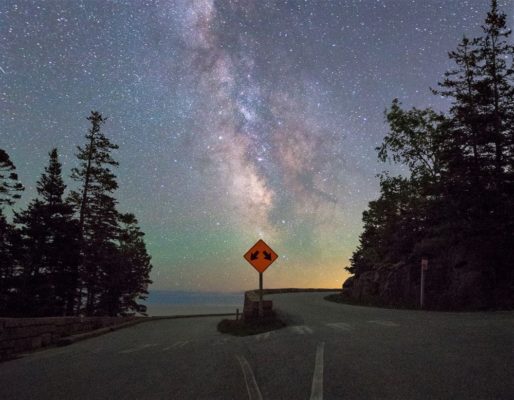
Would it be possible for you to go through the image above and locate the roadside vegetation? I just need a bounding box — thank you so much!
[344,1,514,310]
[0,112,152,317]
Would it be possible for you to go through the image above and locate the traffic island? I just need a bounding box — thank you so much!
[217,288,286,336]
[218,288,341,336]
[217,313,286,336]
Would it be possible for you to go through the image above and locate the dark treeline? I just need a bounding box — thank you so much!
[346,1,514,309]
[0,112,152,317]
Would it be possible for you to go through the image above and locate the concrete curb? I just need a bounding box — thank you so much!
[148,313,236,320]
[56,313,236,346]
[56,318,146,346]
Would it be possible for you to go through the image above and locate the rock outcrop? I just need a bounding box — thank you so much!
[342,247,513,310]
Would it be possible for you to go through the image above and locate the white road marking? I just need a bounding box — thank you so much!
[310,342,325,400]
[254,332,270,341]
[367,320,399,327]
[326,322,352,331]
[163,341,190,351]
[236,355,263,400]
[119,343,157,354]
[292,325,313,335]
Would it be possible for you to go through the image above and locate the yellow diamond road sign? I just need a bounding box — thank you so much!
[243,239,278,273]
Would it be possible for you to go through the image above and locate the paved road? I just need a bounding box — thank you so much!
[0,292,513,399]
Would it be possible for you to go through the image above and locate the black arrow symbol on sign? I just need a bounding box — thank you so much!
[250,251,259,260]
[263,251,272,261]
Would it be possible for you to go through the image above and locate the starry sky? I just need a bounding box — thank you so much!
[1,1,512,292]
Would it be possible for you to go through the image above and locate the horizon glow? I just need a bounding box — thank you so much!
[1,0,508,292]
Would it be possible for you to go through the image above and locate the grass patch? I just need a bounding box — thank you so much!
[217,315,286,336]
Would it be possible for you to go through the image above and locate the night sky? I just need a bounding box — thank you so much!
[1,1,512,292]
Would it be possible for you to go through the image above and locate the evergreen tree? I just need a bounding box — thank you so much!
[97,213,152,316]
[475,0,514,186]
[0,149,24,207]
[0,213,20,315]
[15,149,80,316]
[348,1,514,309]
[70,111,120,315]
[433,35,482,187]
[476,0,514,291]
[0,149,23,316]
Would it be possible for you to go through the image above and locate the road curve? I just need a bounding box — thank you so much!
[0,292,513,399]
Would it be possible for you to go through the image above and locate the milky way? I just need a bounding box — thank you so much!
[1,1,511,291]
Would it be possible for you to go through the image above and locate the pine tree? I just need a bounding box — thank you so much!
[348,0,514,309]
[98,213,152,316]
[0,149,23,316]
[474,0,514,187]
[434,36,482,186]
[474,0,514,295]
[70,111,120,315]
[0,213,20,315]
[0,149,24,207]
[15,149,80,316]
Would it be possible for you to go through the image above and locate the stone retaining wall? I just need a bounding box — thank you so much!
[0,316,139,361]
[243,288,340,320]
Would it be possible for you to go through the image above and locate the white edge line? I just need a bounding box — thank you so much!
[119,343,157,354]
[236,355,264,400]
[310,342,325,400]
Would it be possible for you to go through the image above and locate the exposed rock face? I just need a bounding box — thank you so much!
[343,264,418,308]
[341,250,513,310]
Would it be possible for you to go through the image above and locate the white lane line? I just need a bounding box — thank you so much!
[236,355,263,400]
[119,343,157,354]
[326,322,352,331]
[292,325,313,335]
[310,342,325,400]
[163,341,190,351]
[367,320,399,327]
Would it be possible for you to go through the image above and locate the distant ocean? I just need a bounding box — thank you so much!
[143,290,244,316]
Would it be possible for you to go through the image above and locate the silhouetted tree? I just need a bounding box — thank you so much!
[15,149,80,316]
[348,0,514,309]
[0,149,23,315]
[0,149,23,207]
[98,213,152,316]
[70,111,120,315]
[0,213,20,315]
[475,0,514,186]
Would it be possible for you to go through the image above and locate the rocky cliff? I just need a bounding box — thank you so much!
[342,245,514,310]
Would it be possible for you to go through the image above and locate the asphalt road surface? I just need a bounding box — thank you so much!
[0,292,513,400]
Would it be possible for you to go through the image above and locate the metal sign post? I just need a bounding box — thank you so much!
[259,272,263,318]
[243,239,278,319]
[420,257,428,309]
